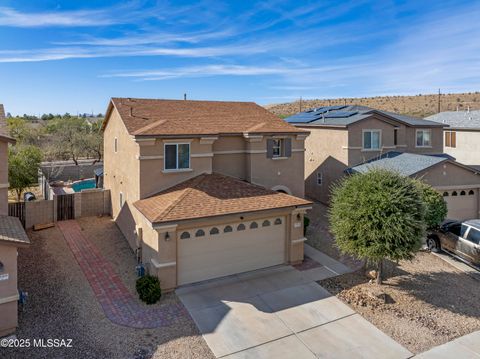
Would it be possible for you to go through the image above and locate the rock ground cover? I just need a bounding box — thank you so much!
[5,217,214,359]
[308,202,480,354]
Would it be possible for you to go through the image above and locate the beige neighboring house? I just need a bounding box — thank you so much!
[0,104,30,337]
[285,105,480,220]
[103,98,311,291]
[426,110,480,170]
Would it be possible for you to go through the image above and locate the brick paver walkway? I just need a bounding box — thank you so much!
[57,220,187,329]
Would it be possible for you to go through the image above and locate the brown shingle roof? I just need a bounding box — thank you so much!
[0,216,30,246]
[133,173,311,224]
[105,97,306,136]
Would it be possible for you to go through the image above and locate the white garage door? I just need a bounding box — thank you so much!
[443,189,479,220]
[177,217,286,285]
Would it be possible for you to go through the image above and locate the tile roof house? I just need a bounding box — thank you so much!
[426,110,480,170]
[103,98,311,290]
[0,104,30,337]
[285,105,480,220]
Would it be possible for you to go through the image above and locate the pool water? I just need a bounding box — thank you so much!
[71,179,96,192]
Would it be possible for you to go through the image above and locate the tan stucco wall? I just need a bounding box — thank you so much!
[443,129,480,167]
[302,127,348,203]
[212,136,247,179]
[103,108,140,247]
[347,117,399,166]
[247,135,306,197]
[139,138,213,198]
[0,244,19,336]
[0,141,8,216]
[417,161,480,188]
[405,126,443,154]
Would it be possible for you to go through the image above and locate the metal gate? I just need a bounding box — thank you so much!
[8,202,25,227]
[56,194,75,221]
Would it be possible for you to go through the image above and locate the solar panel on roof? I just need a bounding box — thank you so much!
[323,111,358,118]
[324,105,347,111]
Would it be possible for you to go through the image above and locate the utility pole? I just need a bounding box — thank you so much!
[299,97,302,112]
[438,88,441,113]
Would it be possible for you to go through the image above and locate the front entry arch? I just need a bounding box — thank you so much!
[271,185,292,195]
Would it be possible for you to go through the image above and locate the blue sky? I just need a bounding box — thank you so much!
[0,0,479,115]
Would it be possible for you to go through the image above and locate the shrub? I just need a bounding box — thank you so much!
[415,180,448,230]
[329,169,425,284]
[136,275,161,304]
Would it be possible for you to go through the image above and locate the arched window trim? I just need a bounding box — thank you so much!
[452,191,458,196]
[237,223,246,231]
[224,225,233,233]
[195,229,205,237]
[274,218,282,225]
[460,190,466,196]
[180,232,190,239]
[262,220,271,227]
[210,227,219,235]
[469,190,475,195]
[250,222,258,229]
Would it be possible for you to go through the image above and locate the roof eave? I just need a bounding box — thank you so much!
[148,202,313,226]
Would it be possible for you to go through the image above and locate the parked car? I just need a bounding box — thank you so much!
[427,219,480,265]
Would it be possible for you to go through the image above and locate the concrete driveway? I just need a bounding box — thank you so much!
[177,265,412,359]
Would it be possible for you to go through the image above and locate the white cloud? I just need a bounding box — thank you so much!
[0,7,118,27]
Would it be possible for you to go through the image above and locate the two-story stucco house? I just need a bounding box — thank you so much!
[285,105,480,220]
[426,110,480,170]
[103,98,311,291]
[0,104,30,337]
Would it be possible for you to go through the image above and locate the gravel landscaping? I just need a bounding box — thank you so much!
[4,217,214,359]
[308,200,480,354]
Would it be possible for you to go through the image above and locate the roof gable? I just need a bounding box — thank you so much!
[103,97,306,137]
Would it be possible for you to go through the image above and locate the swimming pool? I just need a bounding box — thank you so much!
[71,179,96,192]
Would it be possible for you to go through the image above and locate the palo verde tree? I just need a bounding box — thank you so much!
[8,145,42,201]
[414,180,448,230]
[329,169,426,284]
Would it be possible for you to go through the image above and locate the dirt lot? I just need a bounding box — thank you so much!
[313,235,480,353]
[5,217,213,359]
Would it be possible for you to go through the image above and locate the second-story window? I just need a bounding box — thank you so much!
[363,130,381,150]
[416,129,432,147]
[272,139,283,157]
[164,143,190,170]
[445,131,456,148]
[267,138,292,158]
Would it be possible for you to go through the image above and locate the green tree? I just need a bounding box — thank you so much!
[329,169,426,284]
[415,180,448,230]
[8,145,42,201]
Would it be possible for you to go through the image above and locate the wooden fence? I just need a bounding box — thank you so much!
[8,202,25,227]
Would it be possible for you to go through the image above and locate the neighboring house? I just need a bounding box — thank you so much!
[103,98,311,291]
[285,105,480,220]
[426,110,480,170]
[0,105,30,337]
